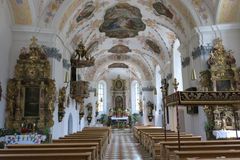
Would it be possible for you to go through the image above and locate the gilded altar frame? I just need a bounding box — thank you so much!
[5,37,56,132]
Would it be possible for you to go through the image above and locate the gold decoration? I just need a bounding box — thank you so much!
[5,36,56,132]
[199,38,239,130]
[58,87,66,122]
[70,41,95,68]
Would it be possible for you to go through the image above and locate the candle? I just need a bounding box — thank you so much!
[64,72,68,83]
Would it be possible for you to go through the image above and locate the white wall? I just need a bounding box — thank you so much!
[0,1,12,128]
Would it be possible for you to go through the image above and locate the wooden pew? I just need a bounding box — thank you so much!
[0,147,97,160]
[0,152,92,160]
[174,150,240,160]
[159,140,240,160]
[166,144,240,160]
[52,138,104,159]
[7,143,99,159]
[150,136,202,156]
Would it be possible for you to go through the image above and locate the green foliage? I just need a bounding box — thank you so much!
[131,113,140,125]
[99,114,108,125]
[0,128,17,137]
[204,121,215,140]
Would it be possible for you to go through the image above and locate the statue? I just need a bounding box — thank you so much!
[221,116,227,130]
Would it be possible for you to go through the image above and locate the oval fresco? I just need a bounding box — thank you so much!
[108,63,129,68]
[145,39,161,54]
[108,45,131,54]
[76,1,95,23]
[153,2,173,19]
[99,3,146,38]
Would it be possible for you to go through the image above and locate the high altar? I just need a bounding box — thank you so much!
[111,75,128,117]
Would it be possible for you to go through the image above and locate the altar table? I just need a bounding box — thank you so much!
[213,130,240,139]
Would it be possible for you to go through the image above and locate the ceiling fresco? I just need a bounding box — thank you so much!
[145,39,161,54]
[108,45,132,54]
[43,0,64,24]
[108,63,129,68]
[99,3,146,38]
[7,0,239,82]
[76,1,95,23]
[9,0,32,25]
[152,2,173,19]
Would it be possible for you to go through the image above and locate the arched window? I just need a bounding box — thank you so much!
[98,83,104,112]
[135,82,140,112]
[131,80,141,113]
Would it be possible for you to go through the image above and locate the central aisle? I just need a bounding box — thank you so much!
[104,129,152,160]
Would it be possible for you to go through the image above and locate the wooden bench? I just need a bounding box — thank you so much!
[52,138,104,159]
[174,150,240,160]
[150,136,202,156]
[0,147,97,160]
[0,152,92,160]
[7,143,99,159]
[159,140,240,160]
[166,144,240,160]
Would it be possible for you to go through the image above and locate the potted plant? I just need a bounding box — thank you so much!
[131,113,140,126]
[204,121,215,140]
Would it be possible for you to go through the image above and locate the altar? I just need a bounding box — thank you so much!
[213,130,240,139]
[110,116,129,128]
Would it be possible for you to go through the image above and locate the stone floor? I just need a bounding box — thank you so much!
[104,129,152,160]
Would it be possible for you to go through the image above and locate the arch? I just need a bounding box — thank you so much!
[67,113,73,134]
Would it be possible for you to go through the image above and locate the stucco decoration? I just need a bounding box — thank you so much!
[76,1,95,23]
[153,2,173,19]
[145,39,161,54]
[9,0,32,25]
[44,0,65,23]
[99,3,146,38]
[108,63,129,68]
[108,45,131,54]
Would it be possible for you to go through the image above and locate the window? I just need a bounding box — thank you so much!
[135,82,140,111]
[98,83,104,112]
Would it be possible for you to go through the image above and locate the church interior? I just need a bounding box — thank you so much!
[0,0,240,159]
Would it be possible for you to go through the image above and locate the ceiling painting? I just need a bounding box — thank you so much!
[99,3,146,38]
[217,0,240,23]
[145,39,161,54]
[66,1,98,37]
[76,1,95,23]
[168,0,196,27]
[192,0,210,24]
[59,0,82,31]
[43,0,64,24]
[9,0,32,25]
[108,63,129,68]
[108,45,131,54]
[152,2,173,19]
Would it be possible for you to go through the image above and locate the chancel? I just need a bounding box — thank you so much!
[0,0,240,160]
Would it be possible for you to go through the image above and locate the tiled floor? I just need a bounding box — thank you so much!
[104,129,152,160]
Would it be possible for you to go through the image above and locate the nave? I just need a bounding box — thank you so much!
[104,129,152,160]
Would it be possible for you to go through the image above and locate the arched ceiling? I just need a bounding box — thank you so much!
[7,0,240,82]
